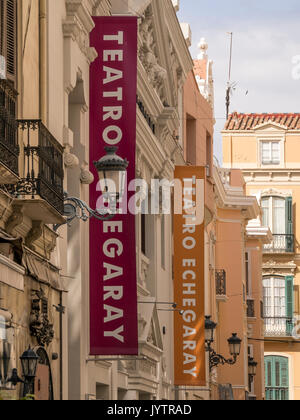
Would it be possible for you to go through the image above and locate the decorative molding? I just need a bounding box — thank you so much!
[263,259,297,276]
[25,221,44,251]
[138,6,167,104]
[64,152,80,169]
[30,289,54,347]
[5,204,24,236]
[260,188,292,198]
[80,164,95,185]
[63,0,98,64]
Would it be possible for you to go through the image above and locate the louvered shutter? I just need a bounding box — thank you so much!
[285,276,294,335]
[0,0,17,84]
[285,197,294,252]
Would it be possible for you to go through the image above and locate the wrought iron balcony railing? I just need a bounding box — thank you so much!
[0,80,19,176]
[216,270,226,296]
[247,299,255,318]
[263,234,294,253]
[264,317,294,337]
[6,120,64,214]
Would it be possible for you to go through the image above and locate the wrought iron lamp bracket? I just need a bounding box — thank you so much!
[53,193,114,231]
[206,343,238,372]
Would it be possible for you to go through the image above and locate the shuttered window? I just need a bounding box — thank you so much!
[265,356,289,400]
[0,0,17,84]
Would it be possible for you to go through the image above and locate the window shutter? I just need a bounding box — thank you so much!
[285,197,293,252]
[0,1,4,57]
[6,0,16,81]
[0,0,17,84]
[281,358,289,388]
[285,276,294,335]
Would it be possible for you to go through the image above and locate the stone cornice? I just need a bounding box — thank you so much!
[246,222,272,244]
[63,0,98,64]
[214,167,260,220]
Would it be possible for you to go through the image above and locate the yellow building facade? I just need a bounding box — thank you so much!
[223,113,300,400]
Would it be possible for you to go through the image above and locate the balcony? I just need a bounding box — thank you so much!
[247,299,255,318]
[264,317,294,337]
[0,80,19,183]
[216,270,227,301]
[263,234,294,254]
[6,120,65,225]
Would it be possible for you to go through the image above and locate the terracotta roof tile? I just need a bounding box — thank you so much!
[224,113,300,130]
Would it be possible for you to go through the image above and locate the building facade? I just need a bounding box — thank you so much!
[0,0,70,400]
[223,112,300,400]
[0,0,272,401]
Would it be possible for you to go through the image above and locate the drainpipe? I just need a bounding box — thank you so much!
[39,0,47,124]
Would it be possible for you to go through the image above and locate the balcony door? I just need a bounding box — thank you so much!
[263,276,294,337]
[265,356,289,400]
[262,196,293,252]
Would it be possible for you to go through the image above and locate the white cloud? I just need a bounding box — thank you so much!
[185,17,300,162]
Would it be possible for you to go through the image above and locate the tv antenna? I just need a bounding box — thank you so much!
[226,32,237,120]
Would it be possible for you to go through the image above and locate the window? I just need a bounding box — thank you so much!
[0,0,17,84]
[262,196,294,252]
[186,114,196,165]
[262,196,285,234]
[245,251,251,297]
[206,131,212,177]
[261,141,280,165]
[265,356,289,400]
[263,276,294,336]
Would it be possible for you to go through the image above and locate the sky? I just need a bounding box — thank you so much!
[177,0,300,162]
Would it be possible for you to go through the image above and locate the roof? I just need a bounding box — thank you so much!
[224,113,300,131]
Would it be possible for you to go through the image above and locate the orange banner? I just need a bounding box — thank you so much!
[174,166,206,387]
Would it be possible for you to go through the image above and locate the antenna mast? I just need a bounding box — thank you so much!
[226,32,233,120]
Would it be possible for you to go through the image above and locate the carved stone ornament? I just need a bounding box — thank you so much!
[64,152,79,169]
[30,289,54,347]
[139,7,167,102]
[5,204,24,236]
[26,221,44,251]
[80,165,95,185]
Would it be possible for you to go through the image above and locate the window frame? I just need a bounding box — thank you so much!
[264,355,290,401]
[261,196,286,234]
[258,137,285,168]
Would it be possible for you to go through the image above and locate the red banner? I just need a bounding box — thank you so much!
[89,17,138,355]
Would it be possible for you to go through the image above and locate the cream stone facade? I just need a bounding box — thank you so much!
[223,113,300,400]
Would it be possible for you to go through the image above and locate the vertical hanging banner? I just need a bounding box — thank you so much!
[174,167,206,386]
[89,17,138,355]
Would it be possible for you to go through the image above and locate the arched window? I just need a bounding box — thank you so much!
[265,356,289,400]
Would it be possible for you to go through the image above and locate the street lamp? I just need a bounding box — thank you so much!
[205,316,217,344]
[228,333,242,357]
[54,146,129,231]
[205,316,242,372]
[94,146,129,201]
[20,347,39,397]
[248,357,258,377]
